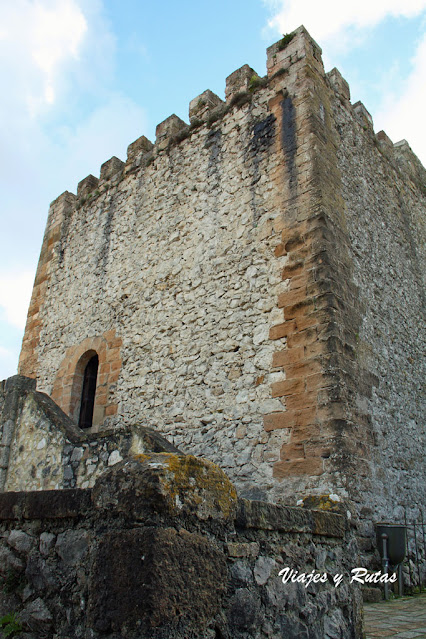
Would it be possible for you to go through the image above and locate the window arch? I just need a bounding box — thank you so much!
[78,354,99,429]
[51,331,122,429]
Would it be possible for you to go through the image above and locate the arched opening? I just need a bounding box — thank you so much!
[78,354,99,429]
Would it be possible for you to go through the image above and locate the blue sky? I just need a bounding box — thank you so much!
[1,0,425,380]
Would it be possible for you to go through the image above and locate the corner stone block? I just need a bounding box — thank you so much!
[47,191,76,229]
[376,130,394,154]
[326,68,350,101]
[126,135,153,160]
[225,64,257,102]
[189,89,224,123]
[100,156,124,182]
[88,527,228,635]
[77,174,99,200]
[394,139,412,154]
[353,101,374,131]
[155,114,187,150]
[5,374,36,393]
[92,453,238,523]
[49,190,76,212]
[266,26,323,78]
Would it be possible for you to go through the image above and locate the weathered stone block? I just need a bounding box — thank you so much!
[189,89,224,123]
[77,174,99,200]
[155,114,187,150]
[126,134,153,160]
[327,67,350,101]
[92,453,238,523]
[376,130,394,153]
[7,529,35,554]
[266,26,322,78]
[353,101,374,130]
[225,64,257,102]
[100,155,124,181]
[55,530,89,565]
[87,527,228,635]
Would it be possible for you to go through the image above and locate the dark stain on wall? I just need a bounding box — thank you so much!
[246,114,276,224]
[281,96,297,196]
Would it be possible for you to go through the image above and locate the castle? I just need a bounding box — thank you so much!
[0,25,424,637]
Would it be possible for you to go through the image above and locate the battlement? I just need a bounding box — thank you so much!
[50,25,423,212]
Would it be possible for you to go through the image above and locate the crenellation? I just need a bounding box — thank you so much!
[266,25,323,78]
[189,89,224,123]
[100,156,125,182]
[326,67,351,102]
[77,174,99,199]
[155,113,188,150]
[47,191,76,230]
[392,139,426,194]
[375,130,394,156]
[352,101,374,131]
[126,134,153,160]
[225,64,258,102]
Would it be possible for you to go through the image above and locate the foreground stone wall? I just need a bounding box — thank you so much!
[0,453,363,639]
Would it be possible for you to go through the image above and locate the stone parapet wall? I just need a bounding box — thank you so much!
[0,376,181,492]
[0,454,363,639]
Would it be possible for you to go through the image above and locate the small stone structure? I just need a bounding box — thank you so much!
[0,452,362,638]
[0,376,180,492]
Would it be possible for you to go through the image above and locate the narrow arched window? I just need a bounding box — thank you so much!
[78,354,99,429]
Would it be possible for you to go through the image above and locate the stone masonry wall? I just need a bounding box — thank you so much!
[327,73,426,551]
[0,376,181,492]
[18,45,292,501]
[0,453,363,639]
[15,27,425,519]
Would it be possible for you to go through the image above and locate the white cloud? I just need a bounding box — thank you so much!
[0,271,34,330]
[0,0,88,116]
[0,1,149,379]
[264,0,426,166]
[375,33,426,164]
[265,0,426,48]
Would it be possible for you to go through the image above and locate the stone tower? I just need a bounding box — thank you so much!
[7,27,426,552]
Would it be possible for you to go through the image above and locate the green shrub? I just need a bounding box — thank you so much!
[0,613,22,637]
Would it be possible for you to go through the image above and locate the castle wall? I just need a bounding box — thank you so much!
[328,80,426,546]
[19,54,292,500]
[15,27,425,521]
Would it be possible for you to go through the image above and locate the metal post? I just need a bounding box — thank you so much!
[404,509,413,589]
[421,510,426,592]
[398,563,403,596]
[381,533,389,601]
[413,520,421,591]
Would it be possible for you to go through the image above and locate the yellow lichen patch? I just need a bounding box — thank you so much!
[133,453,154,463]
[302,494,342,512]
[130,453,238,519]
